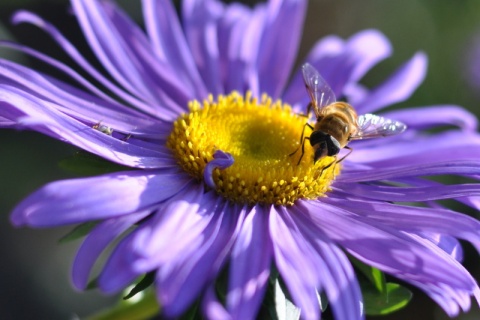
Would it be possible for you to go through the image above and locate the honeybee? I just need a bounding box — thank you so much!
[291,63,407,165]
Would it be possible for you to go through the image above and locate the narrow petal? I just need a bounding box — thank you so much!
[11,10,165,117]
[284,29,392,107]
[0,86,174,168]
[253,0,307,99]
[0,58,166,138]
[155,198,243,317]
[383,105,478,132]
[11,170,192,227]
[142,0,207,99]
[354,52,427,113]
[323,197,480,253]
[290,205,364,320]
[203,285,233,320]
[269,206,320,320]
[72,210,151,290]
[227,205,272,320]
[301,200,479,316]
[333,182,480,202]
[182,0,224,95]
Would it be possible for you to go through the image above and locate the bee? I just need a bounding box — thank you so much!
[291,63,407,165]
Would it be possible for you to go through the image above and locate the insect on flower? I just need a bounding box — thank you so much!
[92,121,114,135]
[291,63,408,165]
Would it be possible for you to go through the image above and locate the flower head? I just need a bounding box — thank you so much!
[2,0,480,319]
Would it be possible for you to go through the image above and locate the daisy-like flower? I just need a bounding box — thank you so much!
[2,0,480,319]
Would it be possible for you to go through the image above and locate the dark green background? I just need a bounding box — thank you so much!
[1,1,480,319]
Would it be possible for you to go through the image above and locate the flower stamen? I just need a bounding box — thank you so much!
[167,91,340,205]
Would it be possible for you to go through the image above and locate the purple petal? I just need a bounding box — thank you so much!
[383,105,478,132]
[154,196,243,317]
[301,200,479,316]
[333,182,480,202]
[290,205,363,320]
[72,210,151,290]
[284,29,392,107]
[0,86,174,168]
[0,58,166,138]
[182,0,224,95]
[11,170,192,227]
[217,3,253,93]
[227,205,272,320]
[11,10,167,118]
[97,231,142,293]
[322,197,480,253]
[269,206,321,320]
[142,0,207,99]
[419,233,464,262]
[204,150,234,188]
[253,0,307,99]
[354,52,427,113]
[203,285,233,320]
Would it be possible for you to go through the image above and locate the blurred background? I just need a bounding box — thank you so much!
[1,0,480,319]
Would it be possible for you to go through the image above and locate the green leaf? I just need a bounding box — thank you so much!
[58,222,98,243]
[123,272,156,300]
[350,255,387,294]
[86,289,160,320]
[363,282,412,315]
[59,151,130,176]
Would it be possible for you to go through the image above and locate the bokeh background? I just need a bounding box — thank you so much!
[1,0,480,319]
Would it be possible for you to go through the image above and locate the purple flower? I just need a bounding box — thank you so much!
[2,0,480,319]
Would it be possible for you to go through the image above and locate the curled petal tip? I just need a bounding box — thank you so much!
[204,150,234,189]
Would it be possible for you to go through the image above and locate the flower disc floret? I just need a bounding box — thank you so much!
[167,92,339,205]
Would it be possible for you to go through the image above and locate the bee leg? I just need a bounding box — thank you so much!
[121,133,132,142]
[296,136,311,165]
[336,146,353,164]
[289,122,314,165]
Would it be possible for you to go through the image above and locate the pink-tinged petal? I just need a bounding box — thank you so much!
[11,10,167,118]
[290,205,363,320]
[383,105,478,132]
[11,170,192,227]
[354,52,427,113]
[227,205,272,320]
[142,0,207,99]
[253,0,307,99]
[284,29,392,107]
[72,210,151,290]
[269,206,320,320]
[0,86,174,168]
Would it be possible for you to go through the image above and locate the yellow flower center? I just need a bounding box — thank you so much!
[167,92,340,205]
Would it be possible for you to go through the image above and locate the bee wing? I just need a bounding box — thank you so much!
[350,113,407,140]
[302,63,336,115]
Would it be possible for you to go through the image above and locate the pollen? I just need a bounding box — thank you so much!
[167,91,340,206]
